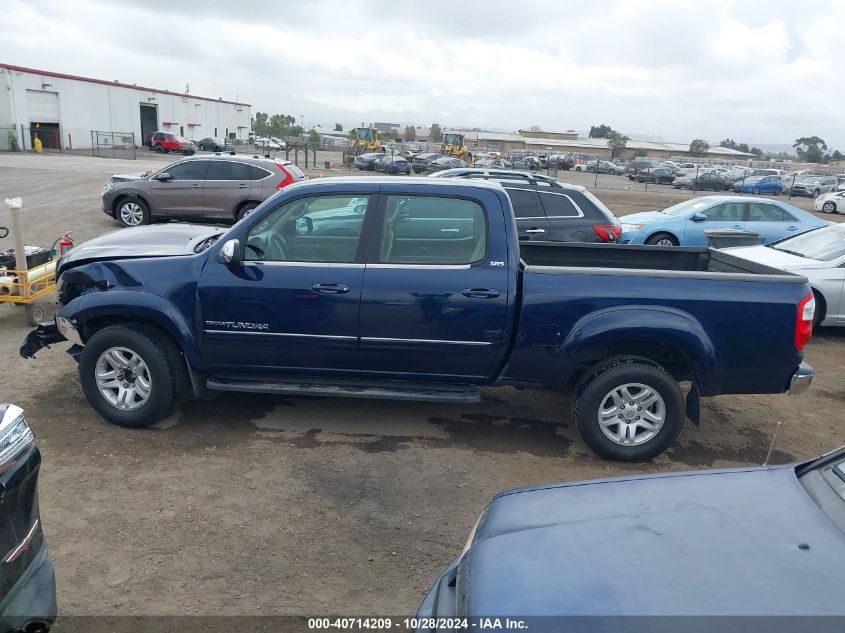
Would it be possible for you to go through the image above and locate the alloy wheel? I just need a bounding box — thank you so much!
[95,347,152,411]
[597,382,666,446]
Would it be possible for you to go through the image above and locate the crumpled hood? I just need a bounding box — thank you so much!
[58,224,223,272]
[460,466,845,615]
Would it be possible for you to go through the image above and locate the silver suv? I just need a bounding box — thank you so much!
[102,154,306,227]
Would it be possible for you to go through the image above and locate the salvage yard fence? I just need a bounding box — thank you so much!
[90,130,136,159]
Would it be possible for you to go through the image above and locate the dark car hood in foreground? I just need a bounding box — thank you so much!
[458,466,845,615]
[59,224,224,272]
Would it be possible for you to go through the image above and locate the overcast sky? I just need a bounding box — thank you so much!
[1,0,841,149]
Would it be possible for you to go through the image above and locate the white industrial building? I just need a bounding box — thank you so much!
[0,63,251,151]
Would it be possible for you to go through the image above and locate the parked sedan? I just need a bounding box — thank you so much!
[815,190,845,213]
[0,404,57,633]
[411,152,440,173]
[725,224,845,327]
[196,137,227,152]
[620,195,828,246]
[791,176,838,198]
[673,172,727,191]
[353,152,385,171]
[579,160,624,175]
[419,447,845,619]
[373,154,411,175]
[426,156,468,172]
[634,167,676,184]
[474,158,512,169]
[732,175,784,195]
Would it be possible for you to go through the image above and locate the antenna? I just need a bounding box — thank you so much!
[763,417,784,467]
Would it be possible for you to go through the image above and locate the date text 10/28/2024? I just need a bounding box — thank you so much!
[308,618,529,631]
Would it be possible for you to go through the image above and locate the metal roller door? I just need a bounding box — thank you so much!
[26,90,59,123]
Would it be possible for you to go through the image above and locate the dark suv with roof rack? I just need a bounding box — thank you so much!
[430,168,622,242]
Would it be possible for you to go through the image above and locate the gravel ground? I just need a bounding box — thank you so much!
[0,151,842,617]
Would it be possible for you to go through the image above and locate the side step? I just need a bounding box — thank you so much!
[206,375,481,403]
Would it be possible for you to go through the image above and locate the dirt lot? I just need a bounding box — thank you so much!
[0,152,843,617]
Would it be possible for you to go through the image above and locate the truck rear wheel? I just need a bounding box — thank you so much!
[572,359,685,461]
[79,324,187,428]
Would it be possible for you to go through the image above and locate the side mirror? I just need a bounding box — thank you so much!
[152,172,171,182]
[691,212,707,222]
[218,239,242,266]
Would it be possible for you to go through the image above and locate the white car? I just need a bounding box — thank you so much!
[815,190,845,213]
[254,137,282,150]
[726,224,845,327]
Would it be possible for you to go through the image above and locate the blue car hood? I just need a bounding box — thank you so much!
[621,210,674,224]
[460,466,845,615]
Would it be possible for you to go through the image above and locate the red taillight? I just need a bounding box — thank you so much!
[593,224,622,241]
[795,293,815,351]
[275,163,294,190]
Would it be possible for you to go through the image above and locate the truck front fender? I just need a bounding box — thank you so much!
[560,305,719,395]
[58,291,203,369]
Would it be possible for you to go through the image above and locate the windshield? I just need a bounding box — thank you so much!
[662,197,716,216]
[771,225,845,261]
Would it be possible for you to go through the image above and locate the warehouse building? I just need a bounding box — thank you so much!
[0,63,251,151]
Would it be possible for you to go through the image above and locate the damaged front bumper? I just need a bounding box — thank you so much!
[20,316,83,360]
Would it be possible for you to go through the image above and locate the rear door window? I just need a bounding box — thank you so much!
[505,188,544,218]
[747,203,788,222]
[207,160,251,180]
[379,195,487,265]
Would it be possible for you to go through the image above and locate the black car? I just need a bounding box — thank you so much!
[635,167,676,184]
[626,159,660,179]
[352,152,386,171]
[426,156,468,172]
[0,404,56,633]
[430,168,622,243]
[411,152,441,173]
[196,137,227,152]
[674,172,727,191]
[420,447,845,621]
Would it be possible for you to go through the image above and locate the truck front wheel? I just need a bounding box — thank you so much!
[79,324,187,428]
[572,359,685,461]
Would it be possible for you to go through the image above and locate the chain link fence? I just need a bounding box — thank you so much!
[91,131,136,159]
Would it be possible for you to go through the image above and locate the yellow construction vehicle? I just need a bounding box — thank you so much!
[347,127,383,160]
[440,133,473,165]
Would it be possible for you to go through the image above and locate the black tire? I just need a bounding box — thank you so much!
[154,145,163,153]
[79,324,188,428]
[116,197,150,228]
[572,358,685,461]
[645,232,678,246]
[822,201,837,213]
[813,190,820,199]
[236,201,258,220]
[753,187,761,195]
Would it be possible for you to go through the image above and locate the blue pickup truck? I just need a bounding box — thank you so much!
[21,177,815,461]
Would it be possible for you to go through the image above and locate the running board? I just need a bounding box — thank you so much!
[206,375,481,403]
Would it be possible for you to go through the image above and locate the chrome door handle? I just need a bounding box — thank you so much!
[238,184,249,189]
[191,184,201,189]
[525,228,546,234]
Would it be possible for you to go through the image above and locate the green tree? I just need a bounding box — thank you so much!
[404,125,416,141]
[719,138,738,149]
[607,130,630,159]
[793,136,827,163]
[750,147,763,156]
[252,112,269,136]
[832,150,844,160]
[429,123,442,142]
[334,122,343,132]
[308,128,320,143]
[689,139,710,156]
[589,124,613,139]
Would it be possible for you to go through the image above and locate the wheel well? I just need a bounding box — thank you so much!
[80,316,180,350]
[234,199,261,220]
[812,289,827,323]
[112,193,150,215]
[645,231,678,245]
[567,343,694,391]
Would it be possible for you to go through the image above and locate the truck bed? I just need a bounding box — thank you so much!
[519,241,799,279]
